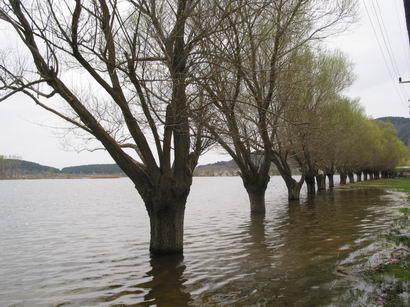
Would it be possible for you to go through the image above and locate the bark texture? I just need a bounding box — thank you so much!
[316,174,326,191]
[146,189,189,254]
[305,175,316,195]
[285,178,304,200]
[248,189,266,213]
[340,173,347,185]
[244,175,270,213]
[327,174,335,188]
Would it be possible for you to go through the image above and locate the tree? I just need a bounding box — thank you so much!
[0,0,225,255]
[198,0,356,210]
[275,49,353,197]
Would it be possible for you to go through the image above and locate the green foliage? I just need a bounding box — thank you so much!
[276,46,406,178]
[378,117,410,146]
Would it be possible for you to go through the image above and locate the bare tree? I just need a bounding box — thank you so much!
[198,0,356,211]
[0,0,220,254]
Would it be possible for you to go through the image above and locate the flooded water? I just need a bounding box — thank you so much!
[0,177,406,306]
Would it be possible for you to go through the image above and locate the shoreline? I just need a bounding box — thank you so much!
[339,178,410,305]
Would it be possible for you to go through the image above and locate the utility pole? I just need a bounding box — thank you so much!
[400,1,410,84]
[404,0,410,44]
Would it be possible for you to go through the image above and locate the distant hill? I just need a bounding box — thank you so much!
[0,159,124,179]
[0,159,60,179]
[61,164,123,175]
[377,117,410,146]
[194,158,296,176]
[194,160,239,176]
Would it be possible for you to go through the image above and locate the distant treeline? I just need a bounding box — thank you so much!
[0,159,60,179]
[0,157,298,179]
[61,164,123,175]
[0,158,124,179]
[1,114,408,179]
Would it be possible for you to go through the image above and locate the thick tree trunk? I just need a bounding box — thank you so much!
[248,189,266,213]
[327,174,335,188]
[275,161,304,201]
[285,179,304,201]
[348,172,355,183]
[243,175,270,214]
[147,199,186,255]
[363,172,368,181]
[340,173,347,185]
[305,175,316,195]
[355,172,362,182]
[316,174,326,191]
[369,172,374,180]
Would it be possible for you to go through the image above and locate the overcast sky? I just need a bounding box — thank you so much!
[1,0,410,169]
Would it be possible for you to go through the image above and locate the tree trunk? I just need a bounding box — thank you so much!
[327,174,335,188]
[147,199,186,255]
[316,174,326,191]
[355,172,362,182]
[374,171,380,179]
[285,179,304,201]
[340,173,347,185]
[248,189,266,213]
[348,172,355,183]
[305,175,316,195]
[363,172,368,181]
[243,175,270,213]
[369,172,374,180]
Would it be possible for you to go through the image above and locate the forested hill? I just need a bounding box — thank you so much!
[0,159,124,179]
[0,159,60,179]
[61,164,123,175]
[194,160,238,176]
[194,158,298,176]
[0,158,269,178]
[2,115,407,179]
[377,117,410,146]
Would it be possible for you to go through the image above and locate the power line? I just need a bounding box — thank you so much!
[362,0,409,108]
[372,0,410,103]
[392,0,410,99]
[372,0,401,76]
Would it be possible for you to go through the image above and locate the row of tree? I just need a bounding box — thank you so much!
[273,88,407,200]
[0,0,406,255]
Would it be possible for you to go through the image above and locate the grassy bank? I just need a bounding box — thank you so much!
[345,177,410,193]
[343,178,410,305]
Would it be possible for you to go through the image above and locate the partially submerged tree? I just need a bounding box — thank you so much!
[275,48,353,198]
[0,0,224,254]
[198,0,356,210]
[323,101,407,185]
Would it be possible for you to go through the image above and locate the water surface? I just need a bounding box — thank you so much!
[0,177,404,306]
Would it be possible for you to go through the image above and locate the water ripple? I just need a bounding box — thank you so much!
[0,177,404,306]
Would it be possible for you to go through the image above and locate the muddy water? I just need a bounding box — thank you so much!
[0,177,405,306]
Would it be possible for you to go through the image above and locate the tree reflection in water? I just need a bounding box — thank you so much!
[139,255,191,306]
